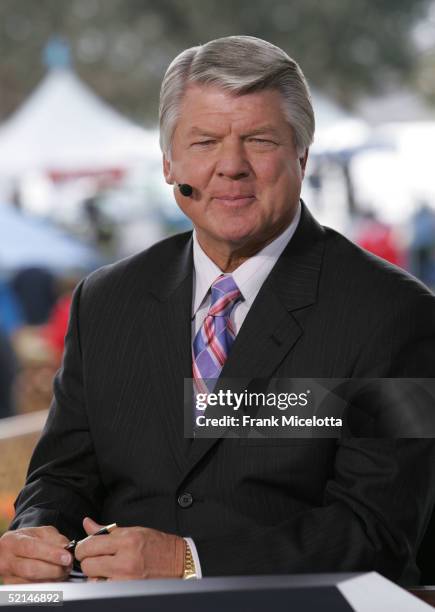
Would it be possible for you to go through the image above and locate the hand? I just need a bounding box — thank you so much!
[0,526,73,583]
[74,517,185,580]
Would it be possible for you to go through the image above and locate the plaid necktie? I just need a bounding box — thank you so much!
[192,274,242,396]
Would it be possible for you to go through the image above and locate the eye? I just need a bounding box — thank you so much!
[248,138,276,145]
[191,140,216,147]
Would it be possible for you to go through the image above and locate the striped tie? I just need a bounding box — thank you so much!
[192,274,242,396]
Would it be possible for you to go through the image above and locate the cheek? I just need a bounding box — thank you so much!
[177,155,216,185]
[255,155,301,185]
[174,196,196,221]
[253,157,280,182]
[175,195,215,231]
[278,165,302,192]
[257,165,302,205]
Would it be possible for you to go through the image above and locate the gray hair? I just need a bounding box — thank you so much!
[159,35,315,157]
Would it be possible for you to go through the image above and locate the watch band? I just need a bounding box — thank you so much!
[183,540,197,579]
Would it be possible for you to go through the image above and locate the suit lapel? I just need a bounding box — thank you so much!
[181,203,326,479]
[148,234,194,472]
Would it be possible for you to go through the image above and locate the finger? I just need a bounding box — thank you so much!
[14,534,73,567]
[75,535,118,562]
[10,557,71,582]
[80,555,116,579]
[83,517,104,536]
[36,532,70,547]
[24,526,70,547]
[2,576,30,585]
[21,525,58,537]
[3,575,72,585]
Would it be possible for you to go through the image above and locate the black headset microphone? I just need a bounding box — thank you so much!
[178,155,304,197]
[177,183,193,197]
[177,161,303,196]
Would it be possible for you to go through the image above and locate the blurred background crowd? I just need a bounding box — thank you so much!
[1,0,435,430]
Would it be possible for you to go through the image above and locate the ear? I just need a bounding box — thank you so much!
[163,154,174,185]
[299,148,309,178]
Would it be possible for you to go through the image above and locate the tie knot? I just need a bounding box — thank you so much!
[209,274,242,316]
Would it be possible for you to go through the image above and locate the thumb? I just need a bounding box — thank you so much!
[83,516,104,536]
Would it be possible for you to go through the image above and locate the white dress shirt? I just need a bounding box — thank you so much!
[192,201,301,335]
[186,201,301,577]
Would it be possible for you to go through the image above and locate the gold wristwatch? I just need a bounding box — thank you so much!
[183,540,197,579]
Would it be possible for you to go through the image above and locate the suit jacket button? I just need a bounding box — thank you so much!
[178,492,193,508]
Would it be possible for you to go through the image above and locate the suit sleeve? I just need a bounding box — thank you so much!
[9,280,104,540]
[195,289,435,584]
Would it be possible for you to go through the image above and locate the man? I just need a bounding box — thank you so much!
[1,35,435,585]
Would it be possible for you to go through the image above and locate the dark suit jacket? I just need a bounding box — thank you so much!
[0,327,16,418]
[10,203,435,585]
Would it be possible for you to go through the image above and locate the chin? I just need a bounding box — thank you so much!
[210,217,259,244]
[212,230,258,248]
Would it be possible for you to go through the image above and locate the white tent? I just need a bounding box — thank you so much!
[350,121,435,224]
[310,89,370,155]
[0,72,370,177]
[0,68,159,180]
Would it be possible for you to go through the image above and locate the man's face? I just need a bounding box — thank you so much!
[163,83,308,252]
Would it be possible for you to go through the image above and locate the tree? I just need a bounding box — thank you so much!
[0,0,431,122]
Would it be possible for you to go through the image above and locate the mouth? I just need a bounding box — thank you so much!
[212,195,256,208]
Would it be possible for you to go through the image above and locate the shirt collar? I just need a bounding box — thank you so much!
[192,200,301,316]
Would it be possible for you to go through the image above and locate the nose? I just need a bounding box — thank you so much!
[215,139,251,180]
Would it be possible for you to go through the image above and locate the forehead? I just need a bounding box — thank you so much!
[176,83,290,133]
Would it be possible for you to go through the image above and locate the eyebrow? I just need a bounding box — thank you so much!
[187,127,222,138]
[186,125,280,138]
[241,125,280,137]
